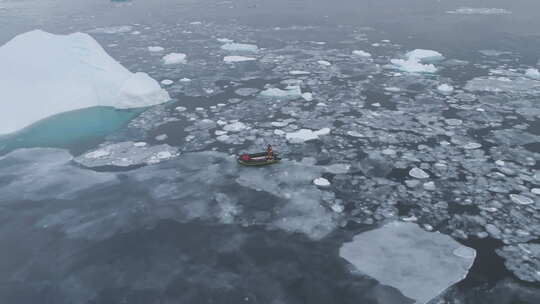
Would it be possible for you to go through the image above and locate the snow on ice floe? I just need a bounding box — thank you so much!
[223,55,256,63]
[220,42,258,52]
[0,30,170,135]
[409,167,430,179]
[75,141,179,168]
[286,128,331,143]
[447,7,511,15]
[313,177,331,187]
[391,49,443,73]
[340,222,476,304]
[162,52,187,64]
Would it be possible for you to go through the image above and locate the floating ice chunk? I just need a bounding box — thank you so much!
[525,68,540,80]
[180,78,191,82]
[509,194,534,205]
[352,50,372,57]
[391,49,443,73]
[423,181,436,191]
[385,87,401,92]
[155,134,168,141]
[162,53,187,64]
[381,148,396,155]
[289,70,310,75]
[274,129,286,136]
[447,7,511,15]
[260,86,302,99]
[437,84,454,94]
[445,118,463,126]
[175,106,187,112]
[340,222,476,304]
[302,92,313,101]
[220,42,258,52]
[409,167,430,179]
[532,188,540,195]
[148,46,164,52]
[223,55,256,63]
[161,79,174,85]
[223,121,248,132]
[317,60,331,66]
[133,142,147,147]
[89,25,133,34]
[324,163,350,174]
[75,141,178,167]
[189,21,202,25]
[464,142,482,150]
[286,128,331,143]
[0,30,169,135]
[313,177,330,187]
[346,131,364,137]
[217,38,233,43]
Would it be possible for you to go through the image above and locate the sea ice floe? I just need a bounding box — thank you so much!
[317,60,332,66]
[497,244,540,282]
[260,86,303,99]
[161,79,174,85]
[148,46,164,52]
[286,128,331,143]
[223,55,256,63]
[352,50,372,57]
[509,194,535,205]
[437,84,454,94]
[340,222,476,304]
[447,7,512,15]
[220,42,258,52]
[302,92,314,101]
[88,25,133,34]
[0,30,169,135]
[313,177,331,187]
[409,167,430,179]
[289,70,310,75]
[222,121,248,132]
[75,141,179,168]
[162,53,187,64]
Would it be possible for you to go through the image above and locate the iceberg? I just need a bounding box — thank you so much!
[0,30,170,135]
[340,222,476,304]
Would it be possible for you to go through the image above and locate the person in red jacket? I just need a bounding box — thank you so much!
[266,144,273,160]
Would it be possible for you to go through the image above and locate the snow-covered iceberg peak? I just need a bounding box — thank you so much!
[0,30,170,135]
[340,222,476,304]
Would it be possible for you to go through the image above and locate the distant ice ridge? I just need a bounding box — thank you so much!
[340,222,476,304]
[0,30,170,135]
[391,49,444,73]
[447,7,511,15]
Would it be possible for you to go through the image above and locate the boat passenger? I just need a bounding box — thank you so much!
[266,144,273,160]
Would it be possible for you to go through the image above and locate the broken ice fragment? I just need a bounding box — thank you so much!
[313,177,331,187]
[162,53,187,64]
[223,56,256,63]
[220,42,258,52]
[409,167,430,179]
[148,46,164,52]
[509,194,534,205]
[352,50,372,57]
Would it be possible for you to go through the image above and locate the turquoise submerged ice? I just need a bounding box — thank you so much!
[0,30,169,135]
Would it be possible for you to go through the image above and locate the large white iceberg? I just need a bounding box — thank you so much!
[340,222,476,304]
[0,30,170,135]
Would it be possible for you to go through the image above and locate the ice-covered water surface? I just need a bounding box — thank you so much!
[1,0,540,303]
